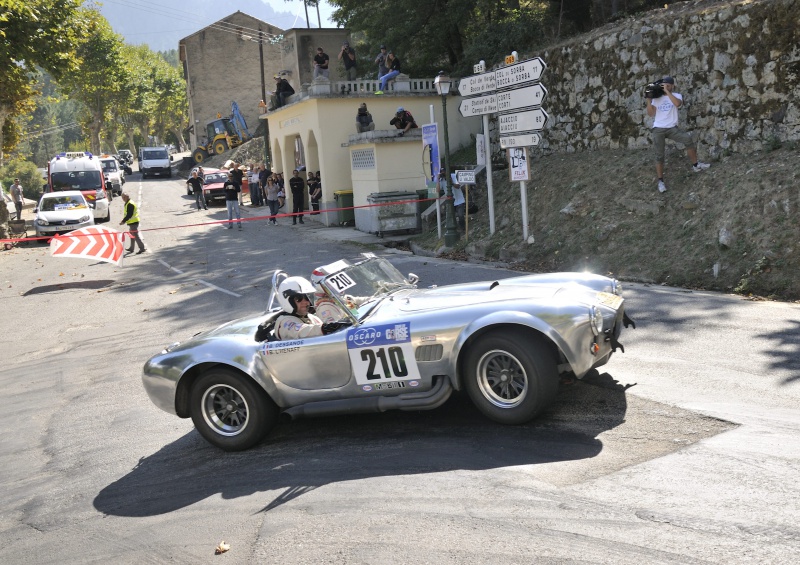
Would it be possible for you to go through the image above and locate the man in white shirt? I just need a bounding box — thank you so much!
[646,76,710,193]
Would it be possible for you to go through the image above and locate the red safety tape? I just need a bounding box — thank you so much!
[0,197,447,244]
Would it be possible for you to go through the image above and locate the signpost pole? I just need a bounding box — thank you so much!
[520,181,529,242]
[430,105,441,239]
[483,114,495,234]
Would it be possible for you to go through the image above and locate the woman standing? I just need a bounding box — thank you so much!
[265,177,280,225]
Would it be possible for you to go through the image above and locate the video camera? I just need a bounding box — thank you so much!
[645,79,665,99]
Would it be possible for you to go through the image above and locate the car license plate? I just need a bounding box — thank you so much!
[596,291,623,309]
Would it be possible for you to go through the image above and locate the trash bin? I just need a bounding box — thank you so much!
[366,191,420,237]
[334,190,354,226]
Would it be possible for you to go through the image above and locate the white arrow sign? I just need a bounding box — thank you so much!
[495,84,547,113]
[497,108,549,134]
[499,134,542,149]
[457,71,497,97]
[495,57,547,89]
[459,94,497,117]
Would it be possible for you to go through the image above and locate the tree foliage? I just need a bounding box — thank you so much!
[0,0,87,164]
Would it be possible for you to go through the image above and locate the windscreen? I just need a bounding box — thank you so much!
[40,195,88,211]
[101,160,118,172]
[51,171,103,191]
[323,257,413,319]
[142,149,168,160]
[204,173,227,184]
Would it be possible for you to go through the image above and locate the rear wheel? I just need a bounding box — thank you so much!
[190,368,278,451]
[213,139,229,155]
[463,331,559,425]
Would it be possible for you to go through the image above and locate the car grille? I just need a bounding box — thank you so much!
[415,344,443,362]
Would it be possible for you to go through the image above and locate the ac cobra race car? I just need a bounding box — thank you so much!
[142,254,634,451]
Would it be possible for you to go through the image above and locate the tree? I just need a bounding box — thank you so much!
[0,0,87,165]
[59,8,128,154]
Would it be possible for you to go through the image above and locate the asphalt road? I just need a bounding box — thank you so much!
[1,173,799,564]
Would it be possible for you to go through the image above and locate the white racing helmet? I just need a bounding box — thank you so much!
[277,276,316,313]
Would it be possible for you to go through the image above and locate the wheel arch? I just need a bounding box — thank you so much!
[174,361,271,418]
[453,315,567,391]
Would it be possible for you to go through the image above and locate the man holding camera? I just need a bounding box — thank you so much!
[646,76,710,193]
[338,41,357,81]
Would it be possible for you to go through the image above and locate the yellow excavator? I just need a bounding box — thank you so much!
[191,102,252,163]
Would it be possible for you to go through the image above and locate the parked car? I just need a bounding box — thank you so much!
[142,254,634,451]
[99,155,124,195]
[34,191,95,238]
[199,169,228,204]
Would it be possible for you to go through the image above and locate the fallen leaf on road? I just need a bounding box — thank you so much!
[215,541,230,555]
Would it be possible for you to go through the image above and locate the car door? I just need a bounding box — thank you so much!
[261,331,352,390]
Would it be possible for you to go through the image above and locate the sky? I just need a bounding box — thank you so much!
[96,0,338,52]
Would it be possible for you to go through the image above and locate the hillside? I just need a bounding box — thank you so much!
[414,142,800,302]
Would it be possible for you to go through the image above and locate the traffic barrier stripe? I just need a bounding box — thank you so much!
[0,196,448,244]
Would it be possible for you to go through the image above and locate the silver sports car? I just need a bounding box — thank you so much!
[143,254,634,451]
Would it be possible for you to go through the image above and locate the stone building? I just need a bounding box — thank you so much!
[179,12,285,151]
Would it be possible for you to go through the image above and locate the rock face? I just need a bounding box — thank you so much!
[485,0,800,160]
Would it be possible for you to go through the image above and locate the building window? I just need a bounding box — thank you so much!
[351,149,375,170]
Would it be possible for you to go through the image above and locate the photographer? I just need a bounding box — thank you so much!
[389,107,417,136]
[338,41,357,81]
[646,75,710,193]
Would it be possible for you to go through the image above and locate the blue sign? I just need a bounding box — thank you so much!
[422,123,440,185]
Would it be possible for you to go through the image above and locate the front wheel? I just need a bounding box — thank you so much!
[463,331,559,425]
[190,368,278,451]
[213,139,229,155]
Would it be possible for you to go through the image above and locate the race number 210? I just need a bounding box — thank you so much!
[360,346,408,380]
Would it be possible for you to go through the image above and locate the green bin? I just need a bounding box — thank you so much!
[334,190,355,226]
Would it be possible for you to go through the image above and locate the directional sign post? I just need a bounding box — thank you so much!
[495,83,547,113]
[459,94,497,118]
[457,71,497,97]
[497,108,549,135]
[500,134,542,149]
[495,57,546,89]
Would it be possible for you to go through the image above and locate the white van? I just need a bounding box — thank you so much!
[139,146,172,179]
[47,151,112,222]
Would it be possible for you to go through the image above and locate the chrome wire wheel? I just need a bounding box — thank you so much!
[201,383,250,437]
[476,349,528,408]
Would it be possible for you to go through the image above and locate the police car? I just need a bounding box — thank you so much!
[142,254,634,451]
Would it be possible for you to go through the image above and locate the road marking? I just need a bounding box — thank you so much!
[157,259,242,297]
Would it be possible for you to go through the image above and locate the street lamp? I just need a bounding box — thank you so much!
[434,71,460,247]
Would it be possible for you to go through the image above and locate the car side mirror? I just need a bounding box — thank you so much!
[34,207,39,213]
[105,181,112,190]
[170,155,174,161]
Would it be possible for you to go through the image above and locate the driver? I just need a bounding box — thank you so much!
[275,277,351,340]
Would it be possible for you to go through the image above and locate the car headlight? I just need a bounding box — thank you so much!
[589,306,604,335]
[36,218,49,226]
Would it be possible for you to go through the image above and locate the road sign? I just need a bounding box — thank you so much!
[459,94,497,117]
[508,147,530,181]
[497,108,549,135]
[495,57,547,89]
[495,83,547,113]
[499,134,542,149]
[455,170,476,185]
[457,71,497,97]
[50,226,126,266]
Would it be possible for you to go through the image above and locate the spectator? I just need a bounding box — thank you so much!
[338,41,357,81]
[375,51,400,95]
[265,176,280,225]
[10,178,24,220]
[389,107,418,136]
[374,45,388,80]
[356,102,375,133]
[308,172,321,215]
[186,171,207,210]
[451,173,466,229]
[222,172,242,230]
[289,169,305,225]
[313,47,330,79]
[259,164,270,203]
[248,165,262,206]
[645,75,710,193]
[274,75,295,108]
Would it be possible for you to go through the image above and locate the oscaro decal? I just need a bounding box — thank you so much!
[349,327,380,346]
